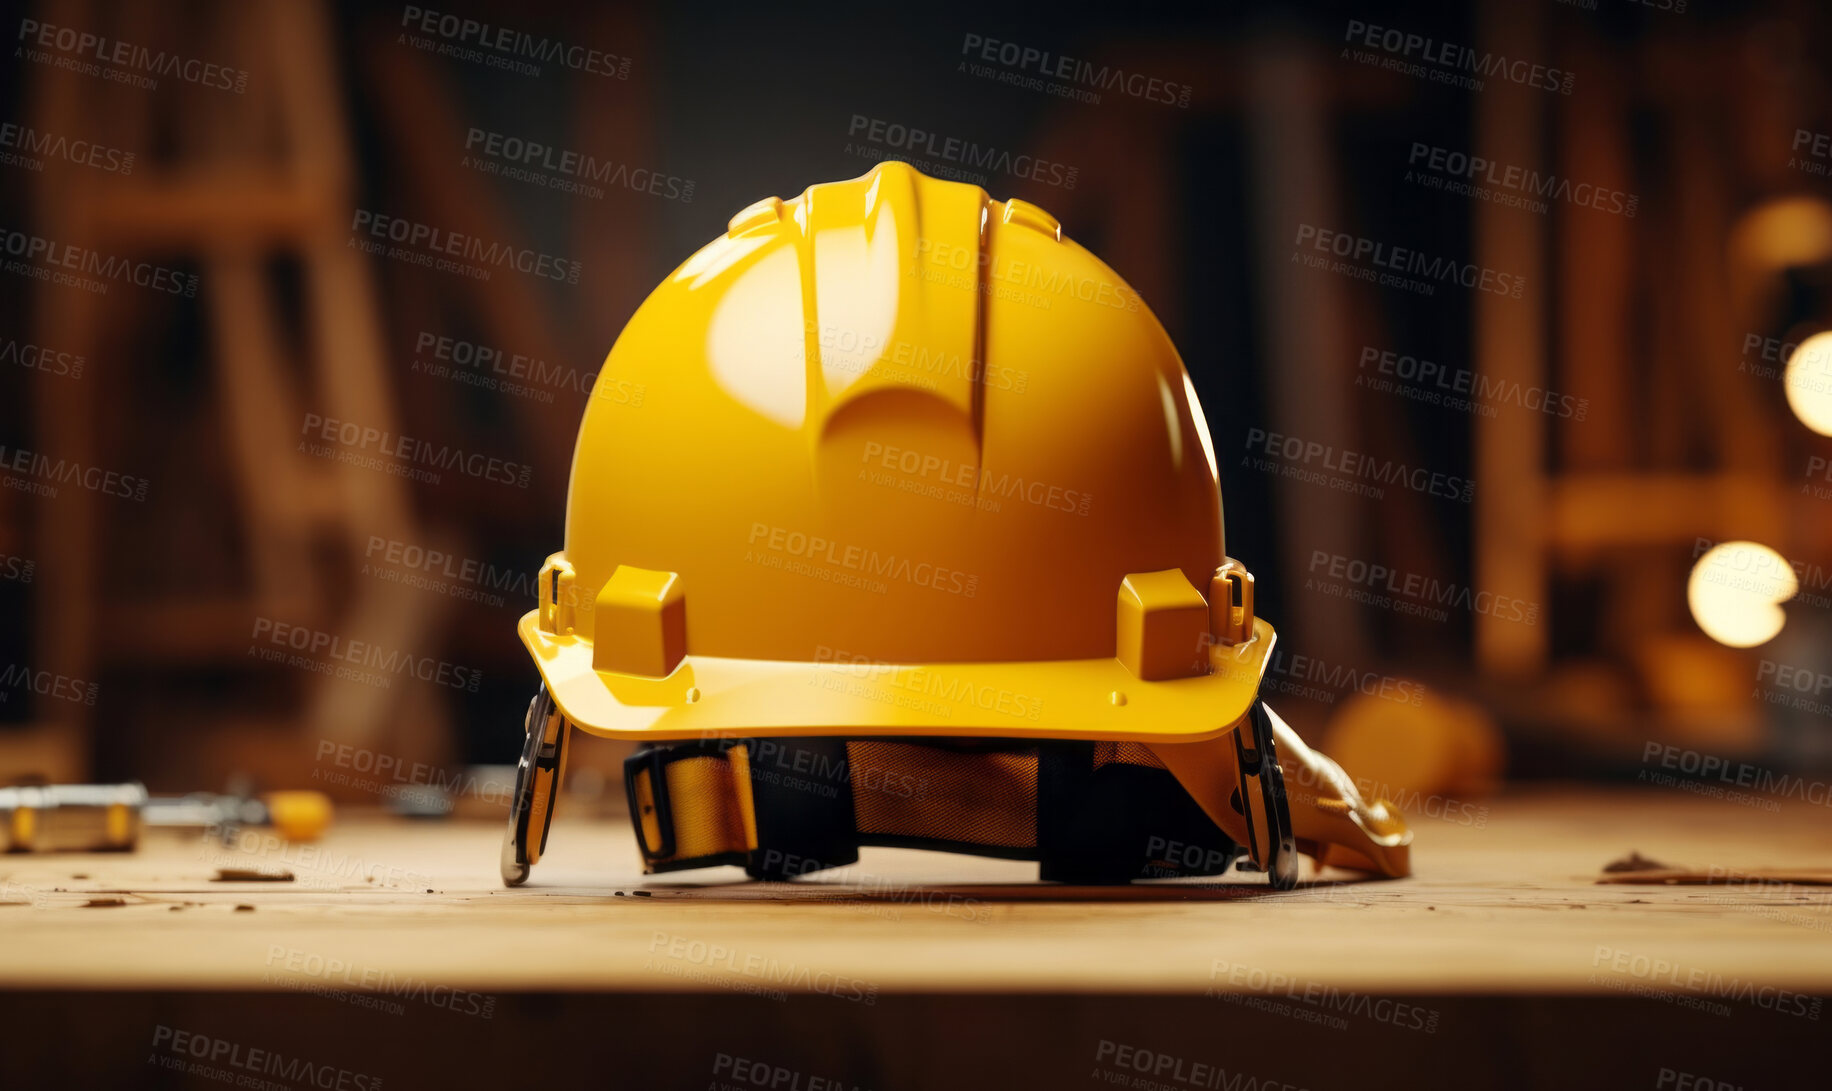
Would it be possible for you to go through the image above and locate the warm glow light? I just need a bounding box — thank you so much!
[1687,541,1797,648]
[1732,197,1832,272]
[1785,331,1832,436]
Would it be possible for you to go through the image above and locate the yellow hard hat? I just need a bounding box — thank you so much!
[502,161,1410,888]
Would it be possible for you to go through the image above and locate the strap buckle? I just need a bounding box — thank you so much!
[1235,701,1298,889]
[501,685,570,886]
[623,746,676,861]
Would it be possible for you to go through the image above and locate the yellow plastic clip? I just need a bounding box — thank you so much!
[1210,558,1255,647]
[537,554,578,635]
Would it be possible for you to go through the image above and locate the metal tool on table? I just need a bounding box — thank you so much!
[0,782,332,852]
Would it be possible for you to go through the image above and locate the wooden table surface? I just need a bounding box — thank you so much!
[7,785,1831,1089]
[4,785,1830,995]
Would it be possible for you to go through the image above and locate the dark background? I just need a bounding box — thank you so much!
[3,0,1829,812]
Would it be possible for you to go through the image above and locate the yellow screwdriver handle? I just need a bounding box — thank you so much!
[262,791,333,842]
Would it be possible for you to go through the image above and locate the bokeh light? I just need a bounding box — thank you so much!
[1784,330,1832,436]
[1687,541,1797,647]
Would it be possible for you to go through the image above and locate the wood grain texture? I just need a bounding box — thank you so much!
[2,787,1830,997]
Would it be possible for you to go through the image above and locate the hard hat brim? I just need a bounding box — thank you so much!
[519,611,1276,743]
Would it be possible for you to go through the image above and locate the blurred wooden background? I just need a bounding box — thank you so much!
[4,0,1832,805]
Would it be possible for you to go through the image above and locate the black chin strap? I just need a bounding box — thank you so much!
[621,736,1243,884]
